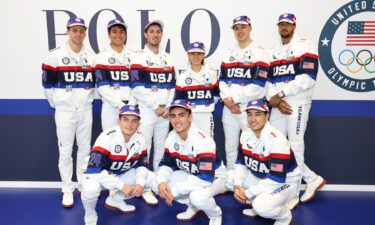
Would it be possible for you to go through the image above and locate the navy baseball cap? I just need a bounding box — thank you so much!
[67,17,87,29]
[144,20,164,32]
[167,99,191,112]
[107,19,128,29]
[187,42,205,53]
[119,105,141,118]
[232,15,251,28]
[277,13,296,24]
[245,99,269,113]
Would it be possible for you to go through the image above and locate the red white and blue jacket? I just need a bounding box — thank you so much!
[85,125,149,190]
[235,122,300,195]
[157,124,222,186]
[95,45,136,109]
[175,66,219,112]
[42,43,95,111]
[266,34,319,105]
[219,41,269,105]
[130,46,176,110]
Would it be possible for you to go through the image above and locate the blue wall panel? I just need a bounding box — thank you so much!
[0,99,374,184]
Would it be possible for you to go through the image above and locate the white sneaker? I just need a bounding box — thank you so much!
[274,213,292,225]
[104,195,135,213]
[285,197,299,210]
[142,190,158,205]
[62,192,74,208]
[209,216,222,225]
[300,175,326,203]
[242,208,257,218]
[176,205,202,221]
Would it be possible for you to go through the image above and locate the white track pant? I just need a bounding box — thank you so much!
[138,105,170,171]
[164,170,223,219]
[81,169,156,225]
[55,109,92,193]
[226,170,297,221]
[101,103,119,131]
[192,112,214,137]
[222,105,248,170]
[269,103,317,183]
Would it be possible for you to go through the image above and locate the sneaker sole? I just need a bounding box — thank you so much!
[62,203,74,208]
[301,179,326,203]
[104,203,135,214]
[176,210,204,222]
[243,214,257,219]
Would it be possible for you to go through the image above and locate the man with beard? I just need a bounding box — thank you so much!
[266,13,325,208]
[130,20,175,204]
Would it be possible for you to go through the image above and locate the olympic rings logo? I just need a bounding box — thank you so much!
[338,49,375,73]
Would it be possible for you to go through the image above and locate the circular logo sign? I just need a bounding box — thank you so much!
[319,0,375,92]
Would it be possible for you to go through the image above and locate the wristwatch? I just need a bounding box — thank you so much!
[278,91,285,98]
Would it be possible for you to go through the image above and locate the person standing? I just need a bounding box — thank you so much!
[131,20,176,170]
[42,17,95,208]
[175,41,219,137]
[219,16,269,169]
[95,19,136,130]
[266,13,325,205]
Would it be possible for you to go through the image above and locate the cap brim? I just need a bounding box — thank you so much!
[167,104,191,112]
[231,21,251,28]
[108,22,128,29]
[67,23,87,28]
[277,19,295,24]
[187,48,205,53]
[145,20,164,31]
[119,112,141,118]
[245,106,267,112]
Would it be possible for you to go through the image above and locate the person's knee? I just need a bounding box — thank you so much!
[190,189,210,207]
[252,195,274,216]
[81,179,101,200]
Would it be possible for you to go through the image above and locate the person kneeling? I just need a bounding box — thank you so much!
[157,99,227,225]
[81,105,157,225]
[227,99,301,225]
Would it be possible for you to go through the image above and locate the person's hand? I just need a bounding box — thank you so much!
[165,196,174,206]
[131,184,144,197]
[161,110,169,119]
[223,97,235,108]
[121,184,133,198]
[278,99,292,115]
[230,104,241,114]
[234,185,247,204]
[158,182,174,206]
[269,94,282,107]
[158,182,171,200]
[154,106,166,117]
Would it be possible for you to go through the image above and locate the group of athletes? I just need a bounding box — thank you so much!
[42,12,326,225]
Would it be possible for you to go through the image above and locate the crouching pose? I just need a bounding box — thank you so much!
[157,99,227,225]
[227,99,301,225]
[81,105,157,225]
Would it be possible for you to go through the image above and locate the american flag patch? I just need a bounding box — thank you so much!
[270,163,284,172]
[258,69,268,78]
[302,61,315,69]
[199,162,213,171]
